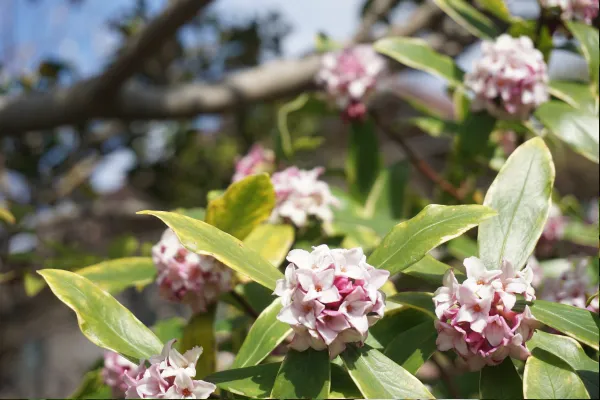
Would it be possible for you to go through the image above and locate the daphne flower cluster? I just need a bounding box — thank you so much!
[103,352,142,398]
[269,167,339,228]
[433,257,538,371]
[541,259,599,313]
[124,340,216,399]
[541,0,599,24]
[274,245,389,358]
[542,204,567,242]
[152,229,232,312]
[232,144,276,182]
[316,45,386,120]
[465,35,549,120]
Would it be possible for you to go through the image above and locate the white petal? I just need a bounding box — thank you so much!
[287,249,313,269]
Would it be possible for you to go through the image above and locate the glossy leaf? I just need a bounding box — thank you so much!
[205,174,275,240]
[243,224,294,268]
[341,344,434,399]
[38,269,163,361]
[368,204,496,274]
[205,362,280,399]
[384,321,437,374]
[346,119,382,203]
[549,80,598,113]
[231,298,291,368]
[402,255,463,286]
[369,307,432,350]
[387,291,436,318]
[172,207,206,221]
[480,358,523,399]
[329,364,361,399]
[75,257,156,295]
[524,349,590,399]
[271,348,330,399]
[179,307,216,379]
[529,300,599,350]
[478,137,555,270]
[536,101,599,164]
[566,22,599,90]
[138,211,283,290]
[374,37,465,85]
[434,0,500,39]
[527,330,599,398]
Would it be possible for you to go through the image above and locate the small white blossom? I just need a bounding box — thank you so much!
[274,245,390,358]
[541,0,599,24]
[465,35,549,120]
[269,167,340,228]
[152,229,232,312]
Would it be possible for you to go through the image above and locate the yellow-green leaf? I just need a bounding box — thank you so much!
[0,208,15,224]
[75,257,156,294]
[206,174,276,240]
[434,0,500,39]
[138,211,283,290]
[524,349,590,399]
[243,224,294,268]
[179,307,216,379]
[39,269,163,361]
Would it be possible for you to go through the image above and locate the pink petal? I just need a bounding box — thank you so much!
[287,249,313,269]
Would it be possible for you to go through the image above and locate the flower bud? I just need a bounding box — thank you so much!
[232,144,276,183]
[102,351,141,398]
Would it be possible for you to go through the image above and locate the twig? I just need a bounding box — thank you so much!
[229,290,259,319]
[371,112,466,202]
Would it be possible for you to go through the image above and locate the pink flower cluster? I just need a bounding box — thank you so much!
[232,144,276,183]
[316,45,386,120]
[274,245,390,358]
[269,167,340,228]
[540,259,599,313]
[103,351,142,398]
[152,229,232,312]
[541,0,599,24]
[433,257,538,371]
[542,204,567,242]
[465,35,549,120]
[124,340,216,399]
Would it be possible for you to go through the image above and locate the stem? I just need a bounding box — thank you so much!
[229,290,259,319]
[371,113,466,202]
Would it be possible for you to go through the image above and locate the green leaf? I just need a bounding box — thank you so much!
[529,300,600,351]
[152,317,186,343]
[549,80,598,113]
[387,292,436,318]
[233,281,275,314]
[315,32,342,53]
[243,224,294,268]
[138,211,283,290]
[588,291,599,308]
[433,0,500,39]
[363,161,409,220]
[527,330,599,398]
[408,116,459,137]
[232,298,291,368]
[277,93,311,158]
[172,207,206,221]
[206,174,275,240]
[205,362,280,399]
[271,348,331,399]
[179,307,216,379]
[369,308,433,350]
[75,257,156,295]
[524,349,590,399]
[346,119,382,203]
[478,137,555,270]
[38,269,163,361]
[535,101,599,164]
[24,272,46,297]
[0,208,15,224]
[384,321,437,374]
[456,112,497,161]
[374,37,465,86]
[329,364,361,399]
[341,344,434,399]
[475,0,512,21]
[69,368,111,399]
[368,204,496,274]
[566,22,599,91]
[563,221,599,247]
[447,235,478,259]
[402,255,464,286]
[480,358,523,399]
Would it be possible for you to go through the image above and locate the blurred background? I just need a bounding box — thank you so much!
[0,0,598,397]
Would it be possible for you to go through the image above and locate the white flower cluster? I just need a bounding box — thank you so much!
[316,45,386,120]
[124,340,216,399]
[274,245,390,358]
[269,167,340,228]
[152,229,232,312]
[433,257,538,371]
[465,35,549,120]
[541,0,599,24]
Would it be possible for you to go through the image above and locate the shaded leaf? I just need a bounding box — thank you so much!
[566,22,599,90]
[475,0,512,21]
[205,362,280,399]
[387,291,436,318]
[346,119,382,203]
[363,161,409,220]
[179,307,216,379]
[480,358,523,399]
[329,364,361,399]
[549,80,598,113]
[402,255,464,286]
[152,317,186,343]
[434,0,500,39]
[369,308,432,350]
[384,321,437,374]
[68,368,111,399]
[271,348,330,399]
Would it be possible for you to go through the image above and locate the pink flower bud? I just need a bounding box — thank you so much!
[102,352,141,398]
[152,229,232,312]
[465,35,549,120]
[232,144,276,183]
[274,245,390,359]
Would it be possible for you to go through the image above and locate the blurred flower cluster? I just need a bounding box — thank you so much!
[540,259,599,313]
[231,144,276,183]
[103,352,142,398]
[541,0,599,24]
[274,245,389,358]
[433,257,538,371]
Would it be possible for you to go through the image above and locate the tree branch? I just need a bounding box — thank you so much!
[353,0,398,43]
